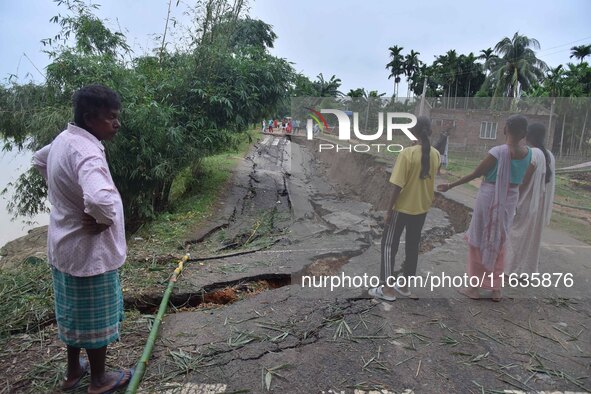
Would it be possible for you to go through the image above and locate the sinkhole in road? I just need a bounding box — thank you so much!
[126,273,292,314]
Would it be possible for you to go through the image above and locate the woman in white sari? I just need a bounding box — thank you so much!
[506,123,556,274]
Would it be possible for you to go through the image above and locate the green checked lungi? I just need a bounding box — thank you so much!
[52,267,124,349]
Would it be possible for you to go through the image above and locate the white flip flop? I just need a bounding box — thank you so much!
[368,286,396,302]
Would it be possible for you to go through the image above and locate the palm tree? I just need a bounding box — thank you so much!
[366,90,386,98]
[457,53,485,102]
[489,32,548,97]
[386,45,405,97]
[347,88,366,98]
[570,44,591,64]
[545,65,565,96]
[478,47,499,76]
[404,50,422,98]
[313,73,343,97]
[433,50,458,107]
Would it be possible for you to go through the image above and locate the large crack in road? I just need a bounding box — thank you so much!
[136,135,590,393]
[128,134,462,311]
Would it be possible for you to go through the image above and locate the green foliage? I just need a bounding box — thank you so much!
[291,73,318,97]
[524,63,590,153]
[132,143,252,255]
[385,45,486,101]
[484,32,548,98]
[1,0,295,228]
[570,44,591,64]
[42,0,130,58]
[346,88,366,98]
[227,17,277,50]
[311,73,343,97]
[386,46,405,80]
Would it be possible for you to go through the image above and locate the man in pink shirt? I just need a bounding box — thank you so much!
[33,84,132,393]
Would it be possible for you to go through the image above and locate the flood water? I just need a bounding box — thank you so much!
[0,148,49,248]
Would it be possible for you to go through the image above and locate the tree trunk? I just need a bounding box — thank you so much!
[454,78,458,109]
[159,0,173,64]
[465,79,471,109]
[153,179,173,213]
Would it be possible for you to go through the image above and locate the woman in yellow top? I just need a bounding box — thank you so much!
[369,116,440,301]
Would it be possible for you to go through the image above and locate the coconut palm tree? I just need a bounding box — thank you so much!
[386,45,405,97]
[488,32,548,97]
[570,44,591,64]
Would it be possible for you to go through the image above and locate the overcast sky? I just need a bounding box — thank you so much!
[1,0,590,95]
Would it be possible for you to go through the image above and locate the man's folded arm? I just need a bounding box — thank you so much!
[78,156,118,226]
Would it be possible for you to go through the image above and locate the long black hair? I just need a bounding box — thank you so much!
[412,116,433,179]
[527,123,553,183]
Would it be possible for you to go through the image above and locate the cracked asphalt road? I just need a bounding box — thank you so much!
[137,134,590,394]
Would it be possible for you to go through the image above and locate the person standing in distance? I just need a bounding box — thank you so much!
[33,84,133,393]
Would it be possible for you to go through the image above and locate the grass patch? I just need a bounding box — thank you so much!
[445,155,481,179]
[130,129,261,254]
[549,211,591,245]
[442,155,481,193]
[554,174,591,210]
[122,129,261,292]
[0,260,53,339]
[446,155,591,227]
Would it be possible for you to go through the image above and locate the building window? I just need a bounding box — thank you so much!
[480,122,497,140]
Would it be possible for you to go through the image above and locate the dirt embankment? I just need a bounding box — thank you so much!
[0,226,47,269]
[298,137,398,211]
[296,136,472,228]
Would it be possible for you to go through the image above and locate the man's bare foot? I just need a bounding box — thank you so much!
[457,287,480,299]
[63,358,89,391]
[88,369,133,394]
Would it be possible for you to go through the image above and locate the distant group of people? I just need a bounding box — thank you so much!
[262,118,301,134]
[369,114,555,302]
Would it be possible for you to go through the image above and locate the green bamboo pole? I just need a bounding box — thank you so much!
[126,254,189,394]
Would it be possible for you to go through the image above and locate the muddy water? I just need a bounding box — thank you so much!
[0,149,49,248]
